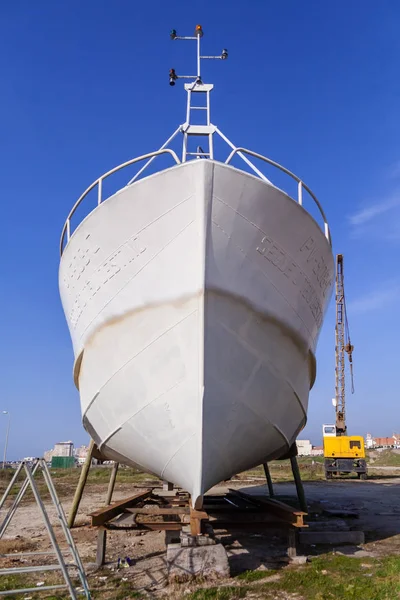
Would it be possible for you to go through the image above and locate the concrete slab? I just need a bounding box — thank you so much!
[322,509,359,519]
[299,531,365,546]
[167,542,230,582]
[307,519,349,531]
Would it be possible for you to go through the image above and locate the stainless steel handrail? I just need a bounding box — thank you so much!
[60,149,181,255]
[225,147,331,245]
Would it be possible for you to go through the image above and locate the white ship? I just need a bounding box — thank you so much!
[59,26,334,508]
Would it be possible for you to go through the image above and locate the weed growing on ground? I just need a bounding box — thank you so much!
[236,569,278,582]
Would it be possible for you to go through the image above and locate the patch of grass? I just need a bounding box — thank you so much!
[0,466,160,505]
[0,537,38,554]
[235,460,325,483]
[264,554,400,600]
[0,573,29,599]
[236,569,277,582]
[89,575,146,600]
[369,450,400,467]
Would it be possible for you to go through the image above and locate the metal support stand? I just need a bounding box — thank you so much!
[0,459,91,599]
[290,456,307,513]
[262,463,275,497]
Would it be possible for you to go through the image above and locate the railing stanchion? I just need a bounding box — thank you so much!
[324,222,330,243]
[298,181,303,206]
[97,179,102,206]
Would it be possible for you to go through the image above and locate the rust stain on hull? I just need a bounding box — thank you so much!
[73,287,316,391]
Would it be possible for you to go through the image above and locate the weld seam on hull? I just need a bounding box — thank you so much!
[70,193,194,305]
[99,426,122,451]
[79,217,195,344]
[81,309,197,421]
[198,161,214,498]
[160,432,197,479]
[212,215,313,342]
[271,423,291,451]
[215,191,330,297]
[212,301,309,422]
[89,378,185,446]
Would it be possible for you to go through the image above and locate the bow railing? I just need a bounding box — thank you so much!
[60,149,181,255]
[225,147,331,246]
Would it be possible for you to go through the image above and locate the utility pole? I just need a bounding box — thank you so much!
[2,411,10,468]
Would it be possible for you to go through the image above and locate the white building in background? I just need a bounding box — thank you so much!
[74,445,90,464]
[296,440,312,456]
[54,441,74,457]
[44,441,74,462]
[365,433,374,449]
[310,445,324,456]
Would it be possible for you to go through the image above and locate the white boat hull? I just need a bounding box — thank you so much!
[59,160,333,506]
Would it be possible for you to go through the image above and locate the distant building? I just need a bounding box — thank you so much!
[365,434,400,449]
[44,441,74,463]
[43,449,54,463]
[365,433,374,449]
[296,440,312,456]
[310,445,324,456]
[374,437,395,448]
[74,445,90,464]
[54,441,74,457]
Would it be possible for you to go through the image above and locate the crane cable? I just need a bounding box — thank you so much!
[343,289,355,394]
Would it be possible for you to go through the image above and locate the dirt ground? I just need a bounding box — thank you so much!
[0,473,399,598]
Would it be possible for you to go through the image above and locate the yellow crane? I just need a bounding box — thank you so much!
[323,254,367,480]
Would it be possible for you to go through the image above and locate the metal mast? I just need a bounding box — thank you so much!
[127,24,271,186]
[334,254,354,436]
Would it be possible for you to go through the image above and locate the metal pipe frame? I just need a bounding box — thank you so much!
[22,462,78,599]
[0,460,40,537]
[40,459,91,597]
[225,146,331,245]
[60,148,181,255]
[0,584,67,596]
[0,461,23,511]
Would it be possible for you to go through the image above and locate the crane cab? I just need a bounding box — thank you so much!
[323,426,367,480]
[322,424,336,437]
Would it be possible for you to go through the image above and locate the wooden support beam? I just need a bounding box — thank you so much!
[263,463,275,497]
[228,488,307,528]
[189,506,209,536]
[125,507,190,515]
[123,521,182,531]
[68,438,95,529]
[89,490,152,526]
[105,462,119,506]
[290,455,308,513]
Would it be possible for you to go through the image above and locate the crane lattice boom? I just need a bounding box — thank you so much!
[335,254,354,436]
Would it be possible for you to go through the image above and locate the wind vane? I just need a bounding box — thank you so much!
[126,24,268,181]
[168,25,228,85]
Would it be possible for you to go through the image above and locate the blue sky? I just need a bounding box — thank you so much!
[1,1,399,459]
